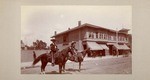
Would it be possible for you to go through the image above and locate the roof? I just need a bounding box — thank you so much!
[119,28,130,31]
[52,23,87,37]
[52,23,128,37]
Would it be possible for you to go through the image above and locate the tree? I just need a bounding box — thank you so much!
[33,42,37,50]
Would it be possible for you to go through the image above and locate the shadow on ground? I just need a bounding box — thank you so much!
[46,71,72,74]
[65,68,86,72]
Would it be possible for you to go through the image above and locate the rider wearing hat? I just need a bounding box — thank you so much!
[49,37,58,66]
[70,41,78,61]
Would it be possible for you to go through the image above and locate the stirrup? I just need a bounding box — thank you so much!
[74,57,78,62]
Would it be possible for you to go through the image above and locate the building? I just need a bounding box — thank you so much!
[52,21,131,57]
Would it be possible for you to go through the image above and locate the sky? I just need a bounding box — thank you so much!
[21,6,132,46]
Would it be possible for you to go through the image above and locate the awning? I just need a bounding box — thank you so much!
[99,44,109,50]
[121,44,130,50]
[113,44,130,50]
[107,43,115,45]
[87,42,103,50]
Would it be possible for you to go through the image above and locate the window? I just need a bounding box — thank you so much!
[123,37,125,41]
[63,36,67,42]
[111,36,113,40]
[101,33,103,39]
[102,33,105,39]
[126,37,128,41]
[89,32,92,38]
[103,34,105,39]
[119,36,121,41]
[99,33,102,39]
[113,36,115,41]
[63,34,69,45]
[96,32,98,38]
[91,32,94,38]
[108,35,110,40]
[104,33,107,39]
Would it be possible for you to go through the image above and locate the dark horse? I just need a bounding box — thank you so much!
[67,48,91,71]
[32,47,74,74]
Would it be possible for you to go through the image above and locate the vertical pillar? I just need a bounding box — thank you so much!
[116,28,119,57]
[78,29,82,51]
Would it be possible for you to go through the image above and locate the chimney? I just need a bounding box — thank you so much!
[78,21,81,26]
[54,31,57,35]
[68,28,70,30]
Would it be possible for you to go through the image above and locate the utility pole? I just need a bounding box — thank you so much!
[78,21,82,51]
[116,28,119,57]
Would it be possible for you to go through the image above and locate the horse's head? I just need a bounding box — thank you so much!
[86,48,92,53]
[81,48,92,57]
[60,47,76,58]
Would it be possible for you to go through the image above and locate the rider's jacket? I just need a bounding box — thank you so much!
[50,43,58,53]
[70,46,78,55]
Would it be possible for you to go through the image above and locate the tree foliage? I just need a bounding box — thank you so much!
[21,40,48,50]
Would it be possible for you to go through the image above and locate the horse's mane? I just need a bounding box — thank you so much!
[81,48,88,53]
[80,48,90,57]
[58,47,70,56]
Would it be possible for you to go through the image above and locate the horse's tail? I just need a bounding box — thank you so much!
[32,54,43,65]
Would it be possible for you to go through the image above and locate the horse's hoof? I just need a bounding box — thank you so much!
[78,70,81,72]
[43,71,46,74]
[40,71,45,74]
[40,72,43,74]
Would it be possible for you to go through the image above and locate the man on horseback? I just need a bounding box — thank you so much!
[49,37,58,66]
[69,41,78,61]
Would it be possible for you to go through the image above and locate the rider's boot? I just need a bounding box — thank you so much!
[51,53,55,66]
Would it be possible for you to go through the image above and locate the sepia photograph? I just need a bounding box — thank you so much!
[2,0,150,80]
[21,6,132,74]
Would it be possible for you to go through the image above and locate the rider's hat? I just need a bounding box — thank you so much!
[51,37,56,41]
[71,41,76,45]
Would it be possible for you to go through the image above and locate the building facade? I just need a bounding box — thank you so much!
[52,22,131,57]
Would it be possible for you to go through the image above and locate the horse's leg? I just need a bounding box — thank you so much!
[40,65,44,74]
[59,64,63,74]
[62,64,65,72]
[40,60,47,74]
[42,61,48,74]
[40,60,44,74]
[79,62,81,72]
[62,61,67,72]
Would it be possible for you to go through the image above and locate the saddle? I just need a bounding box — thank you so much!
[47,51,56,62]
[68,53,78,62]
